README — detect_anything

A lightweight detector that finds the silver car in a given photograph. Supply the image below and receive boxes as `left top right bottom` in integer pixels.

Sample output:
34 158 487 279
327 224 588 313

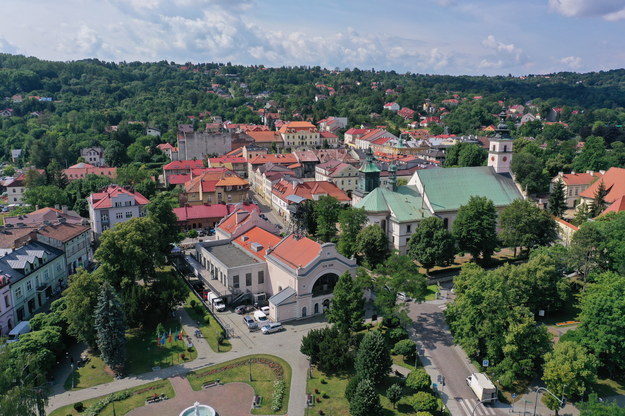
243 315 259 331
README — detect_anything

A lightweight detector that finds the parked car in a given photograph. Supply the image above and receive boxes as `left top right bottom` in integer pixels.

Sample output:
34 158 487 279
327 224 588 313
243 315 259 331
235 305 253 314
261 322 284 334
260 306 270 315
254 310 268 323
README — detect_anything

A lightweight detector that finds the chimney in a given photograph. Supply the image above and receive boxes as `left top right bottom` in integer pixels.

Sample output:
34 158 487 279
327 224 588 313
61 205 68 213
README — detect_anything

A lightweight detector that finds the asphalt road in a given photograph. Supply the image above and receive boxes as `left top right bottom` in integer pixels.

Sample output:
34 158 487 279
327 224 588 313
409 301 510 416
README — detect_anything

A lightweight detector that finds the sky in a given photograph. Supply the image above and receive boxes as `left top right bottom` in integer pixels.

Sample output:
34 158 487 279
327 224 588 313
1 0 624 76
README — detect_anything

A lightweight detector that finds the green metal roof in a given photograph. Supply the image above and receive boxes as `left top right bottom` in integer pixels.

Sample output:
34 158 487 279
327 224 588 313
355 185 432 222
359 161 381 173
415 166 523 213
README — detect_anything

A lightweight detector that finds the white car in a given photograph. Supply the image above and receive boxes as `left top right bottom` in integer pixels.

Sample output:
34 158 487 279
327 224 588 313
261 322 284 334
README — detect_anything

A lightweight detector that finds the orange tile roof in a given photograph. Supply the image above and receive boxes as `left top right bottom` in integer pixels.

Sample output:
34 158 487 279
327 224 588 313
216 207 259 235
233 226 282 260
602 195 625 216
272 179 350 203
90 185 150 209
184 169 248 193
249 154 298 166
268 235 321 270
247 131 283 143
278 121 317 133
579 167 625 202
561 171 603 186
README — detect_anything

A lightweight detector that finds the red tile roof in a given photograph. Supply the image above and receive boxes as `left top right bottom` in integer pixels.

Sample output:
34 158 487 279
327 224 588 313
234 226 282 261
174 203 258 222
216 206 261 234
208 156 247 164
163 160 205 171
246 131 283 143
602 195 625 216
89 185 150 209
4 207 83 226
184 169 248 193
268 235 321 270
272 179 350 204
64 165 117 180
248 153 298 166
579 167 625 202
278 121 317 133
560 172 602 186
36 222 90 242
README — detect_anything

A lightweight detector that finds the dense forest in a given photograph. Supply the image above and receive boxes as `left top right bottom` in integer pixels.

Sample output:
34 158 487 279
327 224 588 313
2 53 625 171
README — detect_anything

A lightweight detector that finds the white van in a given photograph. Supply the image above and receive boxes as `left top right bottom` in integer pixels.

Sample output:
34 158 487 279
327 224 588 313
7 321 31 343
254 310 268 323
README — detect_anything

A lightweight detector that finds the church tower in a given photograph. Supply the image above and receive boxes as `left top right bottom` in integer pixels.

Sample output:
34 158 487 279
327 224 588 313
488 109 513 174
352 147 381 205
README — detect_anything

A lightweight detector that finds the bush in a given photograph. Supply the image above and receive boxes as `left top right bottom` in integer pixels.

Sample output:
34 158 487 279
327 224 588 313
387 327 409 345
190 299 196 308
410 391 438 413
383 315 401 328
345 374 363 402
204 314 212 324
393 339 417 361
406 368 431 391
416 412 433 416
73 402 84 412
187 230 198 238
271 380 286 412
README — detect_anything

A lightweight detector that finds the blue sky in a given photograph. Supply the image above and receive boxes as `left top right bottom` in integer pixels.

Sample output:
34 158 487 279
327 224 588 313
0 0 624 75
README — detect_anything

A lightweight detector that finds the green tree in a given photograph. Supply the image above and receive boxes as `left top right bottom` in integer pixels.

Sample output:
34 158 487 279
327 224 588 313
578 394 625 416
590 180 607 217
356 224 388 268
573 202 591 226
62 269 103 350
94 282 127 375
452 196 498 261
355 331 392 386
408 216 456 273
410 391 438 413
314 196 342 242
147 191 181 256
326 271 364 335
0 348 48 416
392 339 417 362
337 208 367 258
499 199 557 255
23 185 69 208
349 378 383 416
444 143 487 167
576 272 625 375
542 341 598 412
569 224 607 281
511 152 549 194
572 136 609 172
301 326 352 373
377 254 427 302
548 179 567 218
45 159 68 189
2 165 16 176
386 383 403 409
405 368 431 391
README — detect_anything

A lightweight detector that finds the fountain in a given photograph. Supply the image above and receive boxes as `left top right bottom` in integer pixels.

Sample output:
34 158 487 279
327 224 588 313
179 401 216 416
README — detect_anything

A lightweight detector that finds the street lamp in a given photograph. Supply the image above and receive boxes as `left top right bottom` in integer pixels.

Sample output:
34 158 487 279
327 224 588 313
533 386 566 416
70 362 75 389
248 359 252 382
470 397 497 416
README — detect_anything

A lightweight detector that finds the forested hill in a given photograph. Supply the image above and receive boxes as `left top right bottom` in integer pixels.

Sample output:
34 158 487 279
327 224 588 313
1 52 625 167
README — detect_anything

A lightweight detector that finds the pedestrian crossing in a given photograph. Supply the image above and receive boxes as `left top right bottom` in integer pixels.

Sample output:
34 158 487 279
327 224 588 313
455 397 497 416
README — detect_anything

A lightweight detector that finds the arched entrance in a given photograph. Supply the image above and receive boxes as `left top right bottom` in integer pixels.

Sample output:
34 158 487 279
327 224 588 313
312 273 339 297
302 307 307 317
314 303 319 314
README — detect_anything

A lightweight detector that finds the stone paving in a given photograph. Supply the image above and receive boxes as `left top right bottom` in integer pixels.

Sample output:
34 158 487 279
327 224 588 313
127 376 255 416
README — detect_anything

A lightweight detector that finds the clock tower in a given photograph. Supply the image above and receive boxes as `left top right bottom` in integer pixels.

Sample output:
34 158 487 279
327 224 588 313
488 110 513 174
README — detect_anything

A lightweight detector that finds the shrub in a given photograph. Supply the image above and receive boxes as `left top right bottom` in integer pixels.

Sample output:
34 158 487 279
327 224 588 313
393 339 417 361
387 327 409 345
190 299 196 308
204 314 212 324
271 380 286 412
345 374 363 402
406 368 431 392
320 378 327 384
410 391 438 413
73 402 84 412
383 315 400 328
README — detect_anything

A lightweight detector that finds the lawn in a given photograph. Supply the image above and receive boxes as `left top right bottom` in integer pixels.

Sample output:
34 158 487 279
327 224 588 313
184 290 232 352
593 378 625 397
64 353 114 391
186 354 292 415
392 353 421 371
306 367 447 416
424 285 438 301
49 380 175 416
536 298 581 327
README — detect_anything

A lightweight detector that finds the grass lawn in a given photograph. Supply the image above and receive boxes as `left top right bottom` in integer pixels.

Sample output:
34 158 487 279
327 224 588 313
184 290 232 352
64 353 114 391
424 285 438 301
593 378 625 397
537 300 581 327
392 354 421 371
49 380 175 416
126 321 198 374
187 354 291 415
307 367 447 416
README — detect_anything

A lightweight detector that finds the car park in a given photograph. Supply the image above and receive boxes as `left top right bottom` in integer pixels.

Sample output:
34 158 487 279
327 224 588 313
261 322 284 334
243 315 259 331
235 305 253 314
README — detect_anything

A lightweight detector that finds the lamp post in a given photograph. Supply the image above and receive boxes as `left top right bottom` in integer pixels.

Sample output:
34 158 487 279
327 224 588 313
532 386 566 416
248 359 252 382
70 362 75 389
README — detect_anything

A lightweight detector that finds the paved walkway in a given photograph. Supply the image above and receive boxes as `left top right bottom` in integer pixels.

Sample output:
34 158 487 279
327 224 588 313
46 306 311 416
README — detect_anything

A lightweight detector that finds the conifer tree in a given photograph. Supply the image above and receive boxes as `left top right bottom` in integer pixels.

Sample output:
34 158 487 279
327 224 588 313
590 180 607 217
355 331 392 386
548 179 566 218
95 282 127 375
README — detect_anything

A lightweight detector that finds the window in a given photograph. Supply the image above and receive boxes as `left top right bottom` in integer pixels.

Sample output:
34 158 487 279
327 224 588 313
125 211 133 218
116 212 123 219
44 270 49 280
245 273 252 287
233 275 239 288
15 287 22 299
227 194 232 202
26 281 32 292
406 225 411 233
217 193 222 201
258 270 264 285
4 295 10 308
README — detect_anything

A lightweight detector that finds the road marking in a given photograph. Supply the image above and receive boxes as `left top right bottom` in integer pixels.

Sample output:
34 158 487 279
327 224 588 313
438 304 447 310
456 398 473 415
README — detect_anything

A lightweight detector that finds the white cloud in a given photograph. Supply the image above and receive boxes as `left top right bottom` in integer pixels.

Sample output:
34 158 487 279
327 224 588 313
479 59 503 69
0 37 18 54
481 35 524 62
548 0 625 20
560 55 582 68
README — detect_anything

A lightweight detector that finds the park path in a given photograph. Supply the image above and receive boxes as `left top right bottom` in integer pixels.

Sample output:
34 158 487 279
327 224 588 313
46 306 309 416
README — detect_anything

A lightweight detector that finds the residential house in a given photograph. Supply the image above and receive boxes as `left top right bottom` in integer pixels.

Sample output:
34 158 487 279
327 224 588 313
552 171 603 208
180 168 250 206
0 273 12 336
320 131 339 148
355 129 398 150
579 167 625 213
6 169 45 204
87 185 150 235
1 241 66 323
271 178 350 222
4 207 84 227
254 163 295 203
343 128 370 147
80 147 106 167
314 161 360 194
162 160 205 186
35 222 92 275
146 127 162 137
247 153 298 186
383 102 400 112
245 131 283 150
174 203 258 231
63 163 117 181
278 121 321 150
214 208 280 241
208 156 248 179
317 117 348 133
520 113 537 125
397 107 416 120
192 225 356 322
157 143 179 161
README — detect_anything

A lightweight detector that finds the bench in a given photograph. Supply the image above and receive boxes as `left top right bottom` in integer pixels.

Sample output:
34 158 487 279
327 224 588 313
306 394 314 407
202 380 220 389
252 395 262 408
145 394 168 405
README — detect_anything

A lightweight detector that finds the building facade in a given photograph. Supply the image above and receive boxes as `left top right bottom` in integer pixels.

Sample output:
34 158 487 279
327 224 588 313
80 147 106 167
87 185 150 235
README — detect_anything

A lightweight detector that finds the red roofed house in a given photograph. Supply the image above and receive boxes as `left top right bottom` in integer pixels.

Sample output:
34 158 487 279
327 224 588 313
208 155 248 178
320 131 339 148
180 168 250 206
383 102 400 112
174 203 259 231
552 171 603 208
579 167 625 214
162 159 206 186
87 185 150 235
271 178 350 221
278 121 321 150
157 143 179 161
247 153 298 185
215 207 279 241
314 161 360 193
194 223 356 322
6 169 45 204
63 163 117 181
344 128 370 147
246 131 284 150
397 107 416 120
